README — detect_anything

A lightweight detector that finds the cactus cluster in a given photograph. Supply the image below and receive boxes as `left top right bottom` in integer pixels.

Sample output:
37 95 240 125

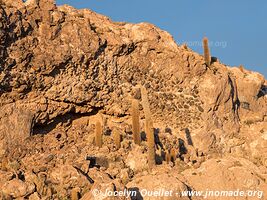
93 86 157 168
141 86 156 168
93 87 203 169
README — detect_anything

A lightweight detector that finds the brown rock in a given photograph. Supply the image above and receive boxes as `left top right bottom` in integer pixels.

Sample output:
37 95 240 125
127 173 192 200
2 179 35 198
182 157 267 200
28 192 41 200
125 145 149 173
81 170 127 200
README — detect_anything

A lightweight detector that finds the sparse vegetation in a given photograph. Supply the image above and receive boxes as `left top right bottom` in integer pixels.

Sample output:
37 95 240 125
95 121 103 148
113 128 121 150
239 65 245 73
165 150 171 164
132 99 141 145
71 188 79 200
141 86 156 168
170 148 177 163
203 37 211 67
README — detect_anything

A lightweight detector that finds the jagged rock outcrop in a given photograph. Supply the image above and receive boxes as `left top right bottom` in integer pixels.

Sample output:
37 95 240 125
0 0 266 199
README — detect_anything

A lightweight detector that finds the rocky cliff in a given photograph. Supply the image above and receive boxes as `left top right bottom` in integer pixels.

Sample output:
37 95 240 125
0 0 266 199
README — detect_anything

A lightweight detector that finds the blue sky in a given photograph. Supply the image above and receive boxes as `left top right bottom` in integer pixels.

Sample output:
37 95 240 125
56 0 267 78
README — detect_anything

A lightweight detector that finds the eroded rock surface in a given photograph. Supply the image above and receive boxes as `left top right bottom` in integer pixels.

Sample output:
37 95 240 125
0 0 266 199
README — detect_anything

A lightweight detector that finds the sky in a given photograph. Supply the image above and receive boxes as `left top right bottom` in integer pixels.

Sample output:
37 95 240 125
56 0 267 78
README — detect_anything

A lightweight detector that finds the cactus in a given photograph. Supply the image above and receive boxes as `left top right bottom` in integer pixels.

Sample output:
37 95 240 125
141 86 156 168
1 156 8 171
132 99 141 145
113 128 121 150
102 114 108 134
71 188 80 200
170 148 177 163
95 121 102 148
239 65 245 73
203 37 211 67
165 150 171 164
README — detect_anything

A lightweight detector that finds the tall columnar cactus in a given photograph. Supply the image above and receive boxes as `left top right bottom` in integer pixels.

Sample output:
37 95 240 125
1 156 8 171
95 121 102 148
239 65 245 73
132 99 141 145
203 37 211 67
113 128 121 150
71 188 79 200
165 150 171 164
170 148 177 163
141 86 156 168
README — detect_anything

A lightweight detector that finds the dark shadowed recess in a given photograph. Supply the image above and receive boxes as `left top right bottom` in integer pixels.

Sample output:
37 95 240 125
32 107 102 135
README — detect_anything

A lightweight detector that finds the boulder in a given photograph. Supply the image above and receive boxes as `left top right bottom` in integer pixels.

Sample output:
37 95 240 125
1 179 35 198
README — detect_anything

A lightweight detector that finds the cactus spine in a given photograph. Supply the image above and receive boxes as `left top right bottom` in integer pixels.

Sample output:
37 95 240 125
141 86 155 168
132 99 141 145
95 121 102 148
203 37 211 67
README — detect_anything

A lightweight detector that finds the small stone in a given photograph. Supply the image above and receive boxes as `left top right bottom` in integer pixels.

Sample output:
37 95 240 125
44 154 54 163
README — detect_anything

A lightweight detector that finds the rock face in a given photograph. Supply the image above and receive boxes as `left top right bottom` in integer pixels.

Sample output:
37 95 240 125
0 0 266 199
